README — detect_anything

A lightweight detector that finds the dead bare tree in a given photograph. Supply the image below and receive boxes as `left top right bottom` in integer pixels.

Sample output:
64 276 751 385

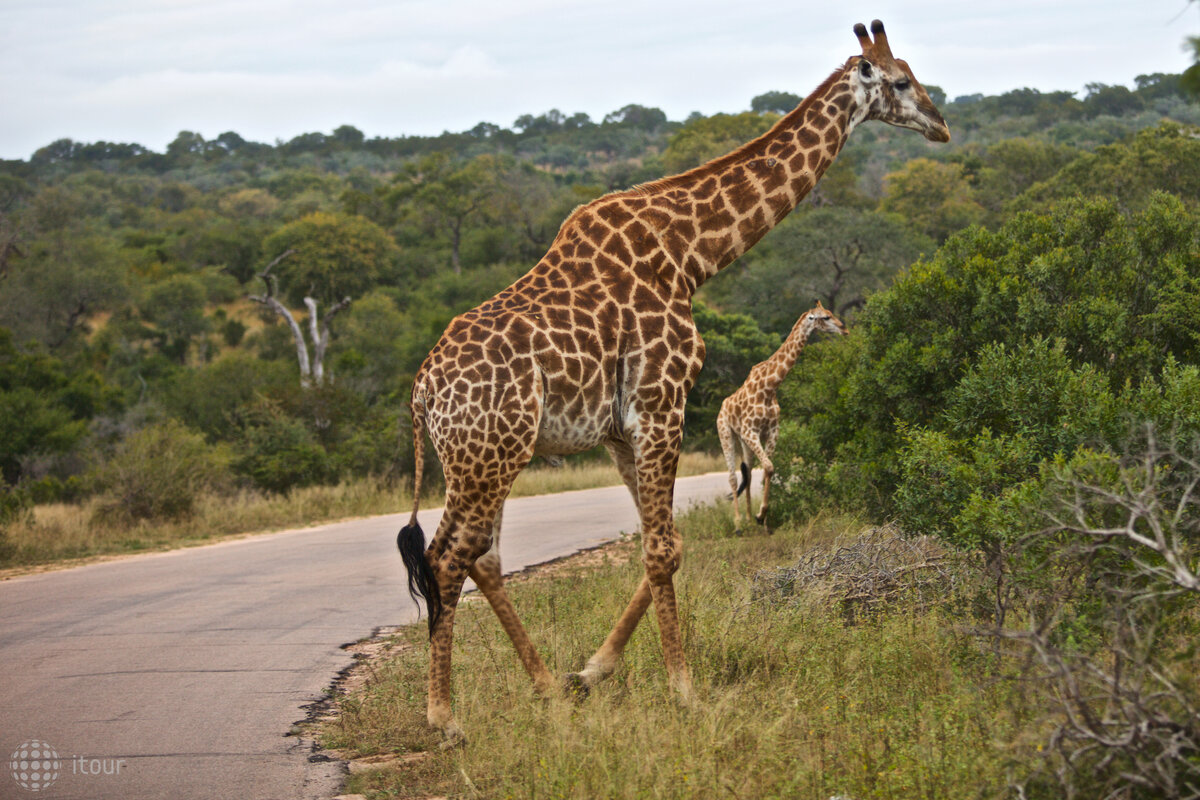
248 250 351 389
997 431 1200 799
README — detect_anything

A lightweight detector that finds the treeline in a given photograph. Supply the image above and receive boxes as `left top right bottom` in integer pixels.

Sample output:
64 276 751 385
0 72 1198 535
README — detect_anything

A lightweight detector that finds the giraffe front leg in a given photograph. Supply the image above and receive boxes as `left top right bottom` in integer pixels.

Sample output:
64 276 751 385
566 439 650 695
635 434 693 702
566 576 653 696
468 518 556 696
644 520 692 701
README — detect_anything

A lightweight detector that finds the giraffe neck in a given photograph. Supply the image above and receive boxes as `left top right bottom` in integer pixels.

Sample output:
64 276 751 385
763 315 816 390
631 64 864 293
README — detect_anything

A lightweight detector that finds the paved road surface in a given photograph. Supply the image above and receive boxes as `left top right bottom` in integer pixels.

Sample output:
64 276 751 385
0 471 756 800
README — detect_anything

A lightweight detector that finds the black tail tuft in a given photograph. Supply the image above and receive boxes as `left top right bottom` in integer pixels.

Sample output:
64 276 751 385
397 520 442 638
736 463 751 496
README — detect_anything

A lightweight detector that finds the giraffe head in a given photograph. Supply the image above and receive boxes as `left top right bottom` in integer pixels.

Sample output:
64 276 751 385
849 20 950 143
802 300 849 339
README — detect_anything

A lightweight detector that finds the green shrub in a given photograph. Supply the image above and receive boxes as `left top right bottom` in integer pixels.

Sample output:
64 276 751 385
771 194 1200 545
234 402 332 494
93 419 232 521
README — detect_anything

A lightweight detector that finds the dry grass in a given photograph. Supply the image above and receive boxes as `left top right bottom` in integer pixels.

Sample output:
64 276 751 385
509 451 723 497
320 504 1046 799
0 451 725 571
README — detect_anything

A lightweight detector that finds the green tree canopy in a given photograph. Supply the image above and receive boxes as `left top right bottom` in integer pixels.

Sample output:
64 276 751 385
262 211 401 305
660 112 777 174
880 158 986 242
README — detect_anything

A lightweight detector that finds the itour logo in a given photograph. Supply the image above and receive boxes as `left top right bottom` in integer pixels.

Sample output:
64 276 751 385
8 739 127 793
8 741 60 793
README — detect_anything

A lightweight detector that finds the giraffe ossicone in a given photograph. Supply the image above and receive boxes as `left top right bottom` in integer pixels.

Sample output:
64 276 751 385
398 19 948 741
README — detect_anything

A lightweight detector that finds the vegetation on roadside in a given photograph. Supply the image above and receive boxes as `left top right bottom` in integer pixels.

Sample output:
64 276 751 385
318 508 1043 798
0 451 721 571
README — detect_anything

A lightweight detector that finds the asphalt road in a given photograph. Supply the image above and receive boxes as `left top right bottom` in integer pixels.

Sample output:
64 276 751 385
0 471 755 800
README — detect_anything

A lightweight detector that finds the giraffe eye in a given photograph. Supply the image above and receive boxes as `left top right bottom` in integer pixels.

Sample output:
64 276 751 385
895 78 911 91
859 60 872 77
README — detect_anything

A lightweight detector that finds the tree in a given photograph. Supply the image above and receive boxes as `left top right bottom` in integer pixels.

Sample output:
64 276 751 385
1015 122 1200 214
659 112 777 173
387 152 503 274
261 211 399 305
713 207 934 329
750 91 802 114
248 251 350 388
880 158 985 242
967 138 1079 219
1082 82 1145 117
0 328 104 484
602 104 668 130
140 274 210 362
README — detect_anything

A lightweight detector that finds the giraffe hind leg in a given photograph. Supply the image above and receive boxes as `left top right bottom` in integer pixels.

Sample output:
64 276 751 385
421 465 532 743
717 412 745 533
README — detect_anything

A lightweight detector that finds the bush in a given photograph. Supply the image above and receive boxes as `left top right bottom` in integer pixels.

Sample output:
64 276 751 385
93 419 232 521
233 401 332 494
771 194 1200 534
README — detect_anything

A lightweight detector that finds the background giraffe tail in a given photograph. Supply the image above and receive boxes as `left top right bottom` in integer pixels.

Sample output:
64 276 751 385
736 462 751 496
397 386 442 637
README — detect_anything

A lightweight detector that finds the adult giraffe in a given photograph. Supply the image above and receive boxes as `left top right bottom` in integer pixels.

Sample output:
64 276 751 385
718 302 847 533
399 19 949 742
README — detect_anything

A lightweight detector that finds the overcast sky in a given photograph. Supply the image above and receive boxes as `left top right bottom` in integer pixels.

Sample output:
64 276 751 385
1 1 1196 161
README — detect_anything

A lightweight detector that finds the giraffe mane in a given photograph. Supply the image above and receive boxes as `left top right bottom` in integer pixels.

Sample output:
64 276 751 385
625 62 853 198
546 61 854 255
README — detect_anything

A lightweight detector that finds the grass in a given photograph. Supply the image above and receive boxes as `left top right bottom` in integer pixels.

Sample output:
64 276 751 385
0 451 724 571
320 503 1047 799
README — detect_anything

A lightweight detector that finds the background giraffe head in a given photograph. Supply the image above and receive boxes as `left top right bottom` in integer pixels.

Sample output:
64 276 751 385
850 20 950 143
802 301 849 340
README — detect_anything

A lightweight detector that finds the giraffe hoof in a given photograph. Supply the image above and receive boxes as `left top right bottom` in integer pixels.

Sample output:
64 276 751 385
437 724 467 750
562 672 590 702
733 527 743 537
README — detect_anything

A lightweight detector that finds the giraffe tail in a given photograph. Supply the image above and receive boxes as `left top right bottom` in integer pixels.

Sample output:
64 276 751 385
397 387 442 637
736 462 751 496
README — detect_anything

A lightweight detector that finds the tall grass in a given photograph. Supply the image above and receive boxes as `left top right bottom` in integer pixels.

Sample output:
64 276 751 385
1 451 725 570
322 504 1045 799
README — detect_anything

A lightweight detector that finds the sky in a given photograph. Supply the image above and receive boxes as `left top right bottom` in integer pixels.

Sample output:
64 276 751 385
1 1 1196 161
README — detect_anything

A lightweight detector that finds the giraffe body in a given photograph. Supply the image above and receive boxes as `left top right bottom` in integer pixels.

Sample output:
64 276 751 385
717 303 847 531
398 20 948 741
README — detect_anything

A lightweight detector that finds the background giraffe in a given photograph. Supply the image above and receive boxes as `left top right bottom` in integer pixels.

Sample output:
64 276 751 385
717 302 847 532
398 19 949 742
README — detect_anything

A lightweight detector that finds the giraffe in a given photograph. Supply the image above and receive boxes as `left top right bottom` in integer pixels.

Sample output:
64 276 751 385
717 302 847 533
397 19 948 743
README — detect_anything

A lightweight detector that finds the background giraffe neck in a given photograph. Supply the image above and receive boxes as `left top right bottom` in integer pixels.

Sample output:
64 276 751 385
764 317 815 388
632 65 860 292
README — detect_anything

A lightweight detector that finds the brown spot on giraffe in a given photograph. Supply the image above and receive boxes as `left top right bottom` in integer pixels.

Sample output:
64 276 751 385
717 302 848 532
396 19 949 743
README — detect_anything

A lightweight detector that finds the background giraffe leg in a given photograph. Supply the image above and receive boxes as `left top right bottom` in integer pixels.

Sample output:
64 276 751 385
716 411 744 532
467 507 555 695
742 432 775 530
756 419 780 530
566 439 651 692
740 437 756 525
